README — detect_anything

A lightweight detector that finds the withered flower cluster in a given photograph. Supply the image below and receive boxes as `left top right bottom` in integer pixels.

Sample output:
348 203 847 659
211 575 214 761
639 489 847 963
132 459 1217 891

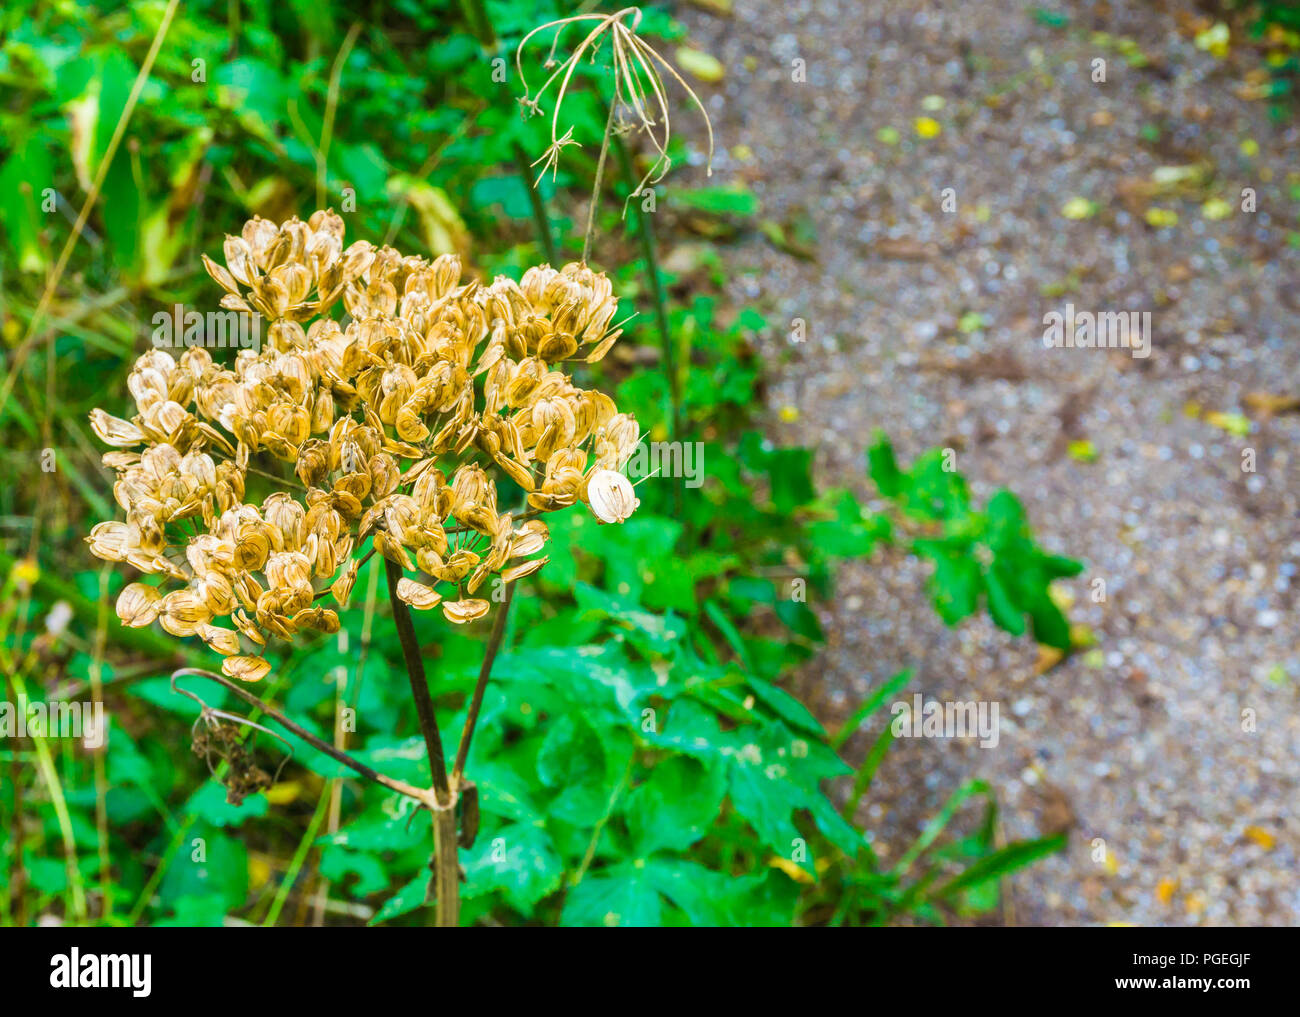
89 210 641 682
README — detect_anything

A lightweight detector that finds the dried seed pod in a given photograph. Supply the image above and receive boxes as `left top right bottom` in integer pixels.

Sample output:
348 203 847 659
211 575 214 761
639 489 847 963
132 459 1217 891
223 655 272 682
116 583 162 627
90 210 640 668
442 598 490 624
586 469 640 524
395 578 442 610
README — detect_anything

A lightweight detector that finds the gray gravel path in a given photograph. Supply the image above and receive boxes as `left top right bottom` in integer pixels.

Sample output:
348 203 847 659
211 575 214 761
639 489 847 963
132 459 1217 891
678 0 1299 925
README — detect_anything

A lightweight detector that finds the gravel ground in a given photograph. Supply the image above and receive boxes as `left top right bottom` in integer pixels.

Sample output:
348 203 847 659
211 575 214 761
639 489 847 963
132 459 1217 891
677 0 1300 925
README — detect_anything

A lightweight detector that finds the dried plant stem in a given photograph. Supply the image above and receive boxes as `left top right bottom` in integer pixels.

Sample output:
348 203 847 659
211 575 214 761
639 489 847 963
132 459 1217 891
171 668 430 804
452 581 515 786
384 558 460 927
582 99 620 265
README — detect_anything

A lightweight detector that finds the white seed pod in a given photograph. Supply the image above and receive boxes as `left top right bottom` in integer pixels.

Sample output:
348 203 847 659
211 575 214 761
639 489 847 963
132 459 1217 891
586 469 639 524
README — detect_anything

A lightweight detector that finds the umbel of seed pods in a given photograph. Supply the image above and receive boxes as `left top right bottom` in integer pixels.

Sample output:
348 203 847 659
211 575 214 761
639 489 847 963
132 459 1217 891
88 210 642 683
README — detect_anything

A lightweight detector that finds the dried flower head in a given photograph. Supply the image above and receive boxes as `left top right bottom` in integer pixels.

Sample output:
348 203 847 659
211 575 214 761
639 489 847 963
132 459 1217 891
516 6 715 196
89 210 640 681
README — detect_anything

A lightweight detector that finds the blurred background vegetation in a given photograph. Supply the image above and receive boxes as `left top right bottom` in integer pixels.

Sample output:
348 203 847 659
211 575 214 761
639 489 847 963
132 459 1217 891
4 0 1285 927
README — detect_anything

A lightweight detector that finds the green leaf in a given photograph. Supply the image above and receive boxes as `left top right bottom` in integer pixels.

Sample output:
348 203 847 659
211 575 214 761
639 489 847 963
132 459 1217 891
704 599 753 671
984 565 1027 636
369 874 428 925
462 822 563 913
158 822 248 917
624 755 727 855
184 779 269 828
644 699 734 760
561 865 664 927
920 547 981 624
0 135 53 272
894 779 991 874
933 833 1067 899
985 490 1028 549
831 669 913 750
318 845 389 898
867 432 904 498
536 714 604 790
766 447 815 513
746 677 825 736
1027 595 1072 651
725 722 844 856
807 791 865 858
643 858 738 925
774 598 823 641
672 184 759 217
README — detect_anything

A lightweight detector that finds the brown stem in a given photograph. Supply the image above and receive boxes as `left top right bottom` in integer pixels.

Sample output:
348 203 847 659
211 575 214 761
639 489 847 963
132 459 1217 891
452 580 515 786
171 668 430 805
384 558 460 927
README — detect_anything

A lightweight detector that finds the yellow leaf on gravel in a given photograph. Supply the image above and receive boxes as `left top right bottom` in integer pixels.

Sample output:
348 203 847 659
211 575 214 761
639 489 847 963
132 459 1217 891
1243 825 1276 850
1035 645 1065 675
1201 198 1232 220
1067 439 1097 463
676 47 725 83
1156 877 1178 904
1194 23 1230 59
914 116 942 139
1061 197 1098 220
1243 392 1300 419
1205 411 1251 437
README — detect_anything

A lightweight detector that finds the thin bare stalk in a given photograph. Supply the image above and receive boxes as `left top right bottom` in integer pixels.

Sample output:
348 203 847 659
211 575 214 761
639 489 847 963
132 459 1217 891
383 559 460 927
452 581 515 785
583 99 620 265
170 668 430 806
384 560 452 803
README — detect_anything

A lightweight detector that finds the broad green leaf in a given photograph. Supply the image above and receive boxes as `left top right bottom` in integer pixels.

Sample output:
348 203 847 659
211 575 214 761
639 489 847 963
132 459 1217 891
624 755 726 855
462 822 563 912
369 874 429 925
561 865 664 927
